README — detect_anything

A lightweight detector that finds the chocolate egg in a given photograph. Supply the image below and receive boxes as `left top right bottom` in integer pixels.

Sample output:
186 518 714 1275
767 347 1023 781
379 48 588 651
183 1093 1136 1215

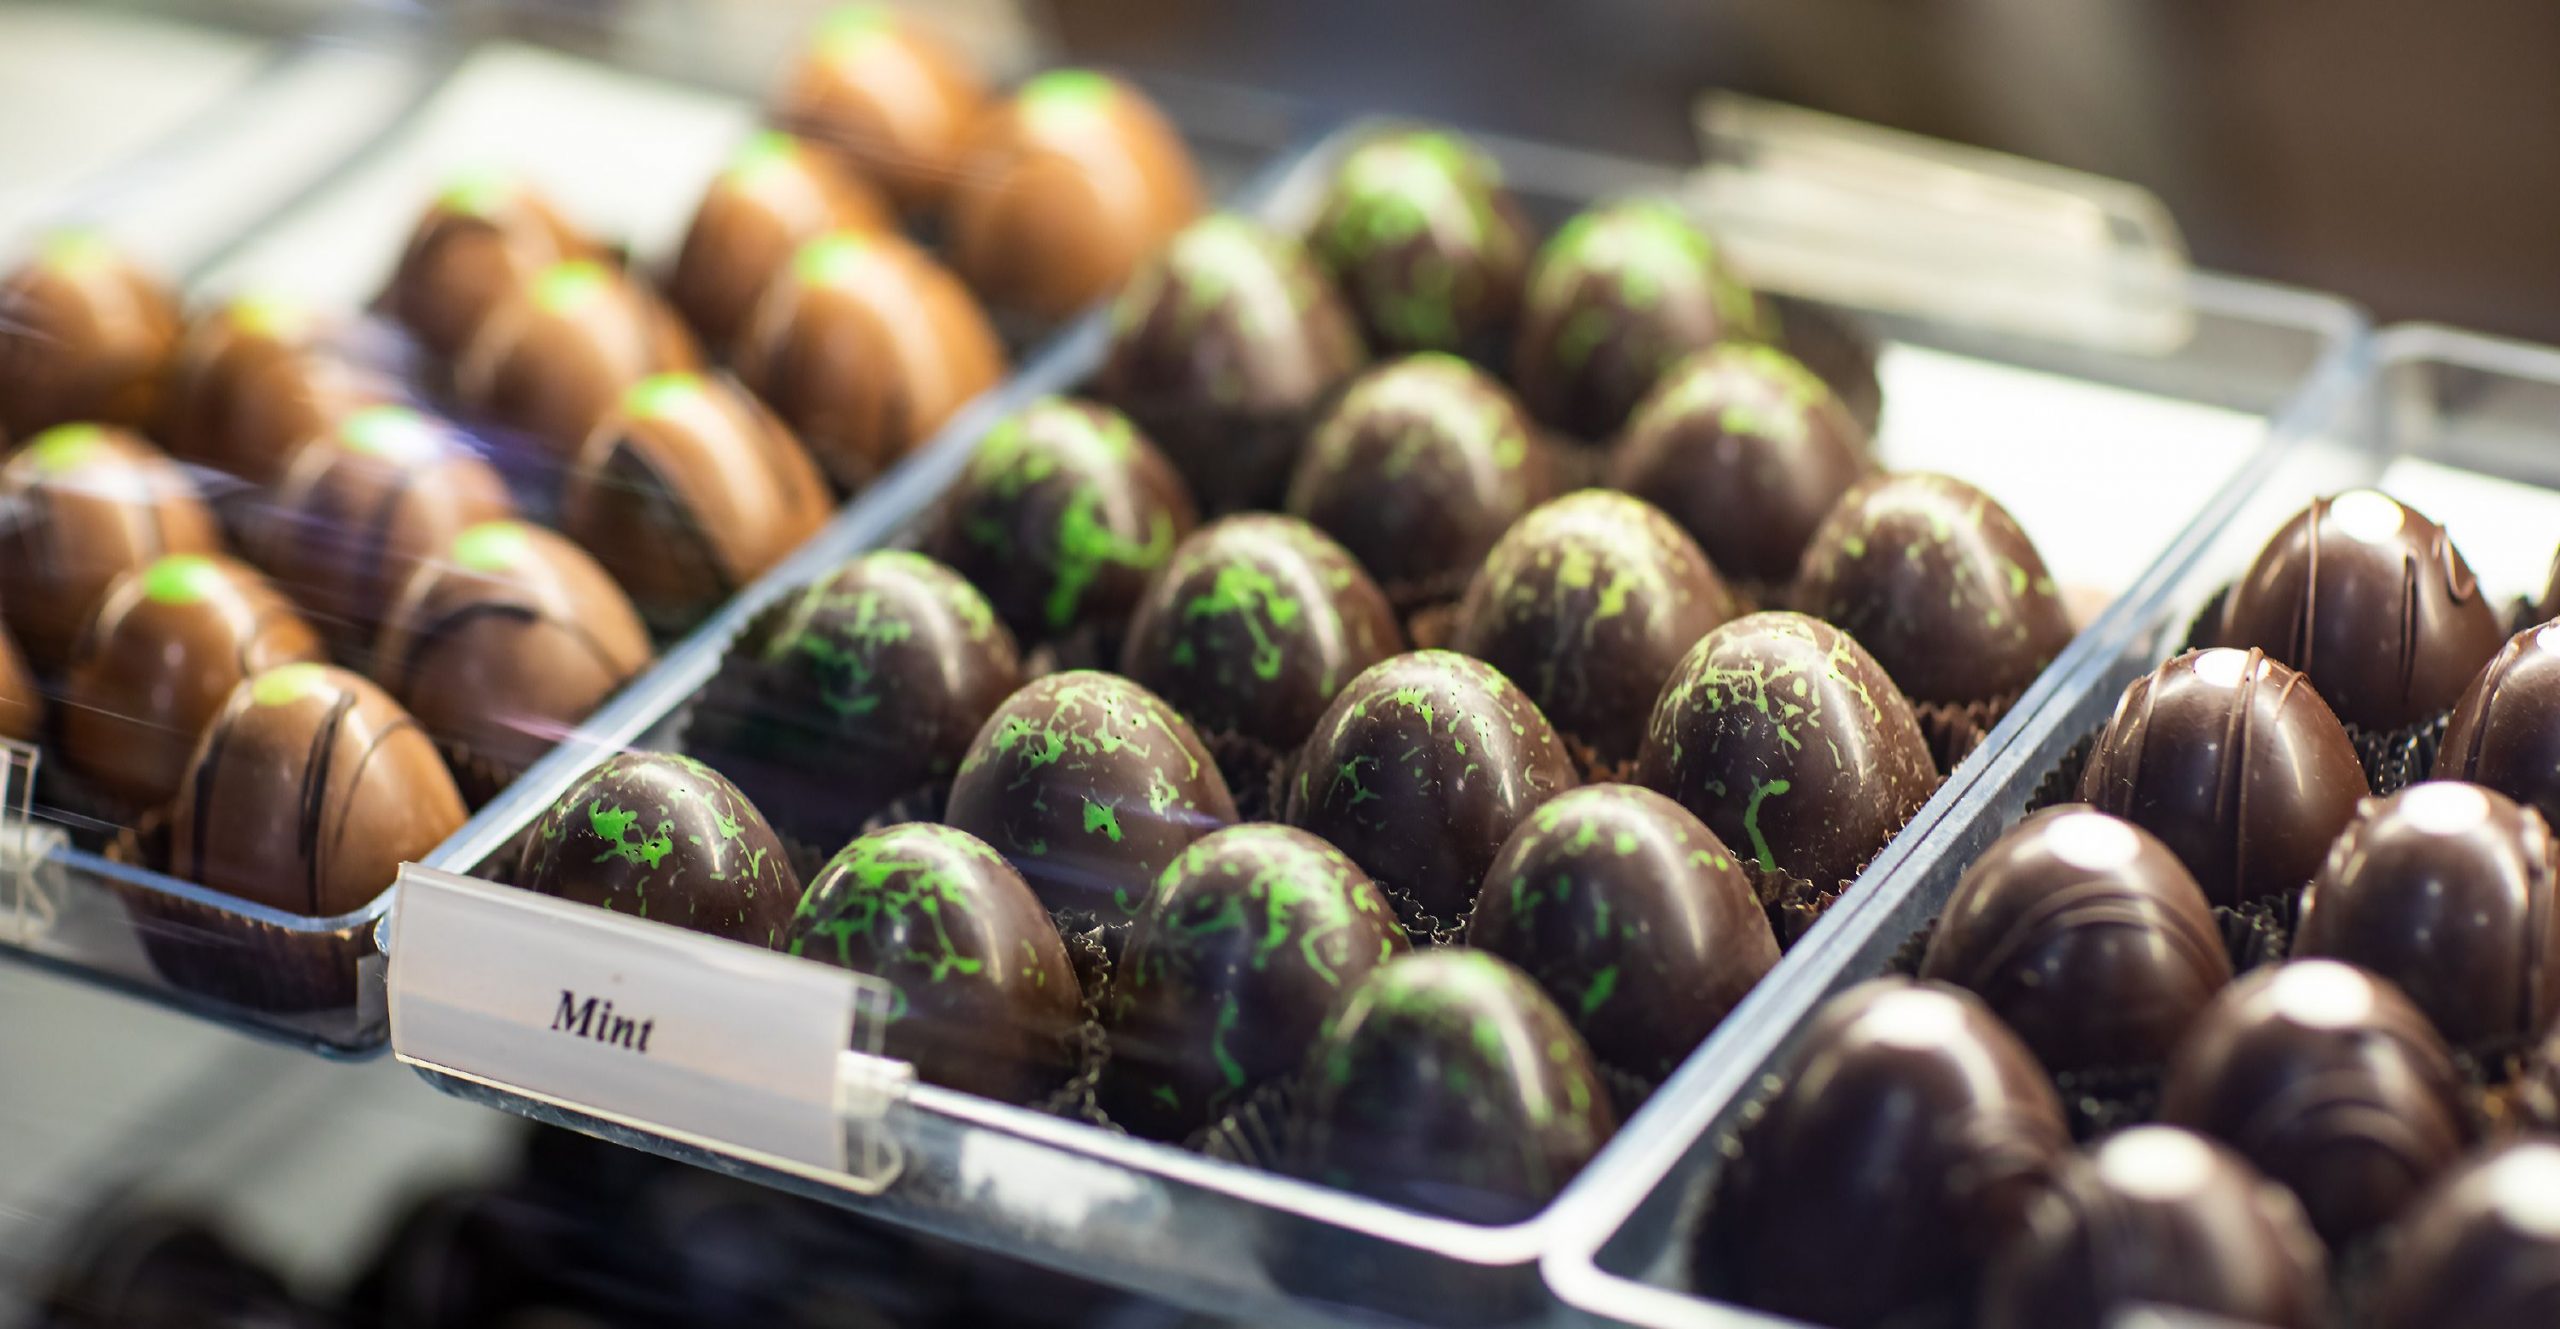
768 5 987 214
944 671 1237 927
173 663 465 916
2076 648 2368 907
560 371 831 629
0 232 179 438
0 424 221 667
668 131 891 358
1095 214 1366 512
1510 199 1760 440
156 292 391 484
451 259 701 459
0 622 37 743
62 554 325 810
1116 514 1401 752
2372 1140 2560 1329
382 173 597 360
787 822 1079 1103
1451 491 1737 763
924 396 1194 647
1306 127 1531 358
1101 824 1409 1139
1465 784 1776 1079
2437 622 2560 833
1286 353 1551 596
1293 949 1615 1223
516 751 799 946
1636 611 1934 888
2295 781 2560 1046
947 69 1203 322
733 230 1004 492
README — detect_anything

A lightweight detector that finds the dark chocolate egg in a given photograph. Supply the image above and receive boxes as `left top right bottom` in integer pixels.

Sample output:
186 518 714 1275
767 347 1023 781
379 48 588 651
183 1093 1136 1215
944 671 1237 927
173 663 466 916
768 5 987 214
1919 804 2230 1073
1116 514 1402 752
2438 622 2560 833
516 751 800 946
451 259 701 459
1465 784 1776 1079
667 131 892 358
2076 648 2368 907
787 822 1079 1103
1284 650 1578 928
382 173 598 360
1451 490 1737 763
2215 491 2505 731
1101 824 1409 1139
924 396 1195 647
1306 127 1531 358
0 622 37 743
156 292 392 485
2159 960 2472 1248
0 232 179 438
1285 353 1551 596
1510 199 1760 440
1699 978 2068 1327
1293 949 1615 1223
2371 1140 2560 1329
1635 611 1934 887
1095 214 1366 512
2295 781 2560 1046
0 424 221 668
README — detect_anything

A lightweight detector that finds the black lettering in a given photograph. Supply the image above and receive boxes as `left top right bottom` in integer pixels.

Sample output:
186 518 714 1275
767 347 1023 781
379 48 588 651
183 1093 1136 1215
606 1014 637 1048
637 1019 654 1054
551 990 597 1037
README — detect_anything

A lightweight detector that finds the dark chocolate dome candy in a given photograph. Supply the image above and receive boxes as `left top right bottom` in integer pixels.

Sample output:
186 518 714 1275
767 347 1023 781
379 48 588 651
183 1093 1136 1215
944 671 1236 927
382 173 597 360
452 259 701 459
2159 960 2472 1248
1450 490 1738 763
1095 214 1365 512
1283 650 1577 927
1285 353 1550 594
1306 127 1530 357
156 292 390 484
0 423 221 667
1919 804 2230 1074
2295 781 2560 1046
1101 824 1409 1139
925 396 1194 647
1116 514 1401 752
684 550 1020 851
1635 611 1933 888
1510 199 1760 440
516 751 799 946
2371 1140 2560 1329
0 232 179 438
1293 949 1615 1223
768 4 987 214
667 130 891 357
173 663 466 917
2438 622 2560 833
2076 648 2368 908
1796 472 2072 706
1701 979 2068 1328
787 823 1079 1103
2215 490 2505 731
1465 784 1776 1079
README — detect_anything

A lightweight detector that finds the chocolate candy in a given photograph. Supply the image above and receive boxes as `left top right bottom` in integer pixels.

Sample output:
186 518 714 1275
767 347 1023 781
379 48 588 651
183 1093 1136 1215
1510 199 1759 440
733 230 1003 492
559 372 831 628
1702 979 2068 1327
667 131 891 358
0 623 37 744
787 823 1079 1103
1101 824 1409 1139
1116 514 1401 753
1608 342 1872 588
1286 354 1551 596
1466 784 1776 1079
373 522 654 780
1306 127 1531 358
1284 650 1577 927
451 259 701 459
924 396 1195 647
173 663 465 916
2294 781 2560 1046
2438 622 2560 833
1636 611 1934 887
1095 214 1365 512
768 5 987 214
684 550 1020 851
156 292 390 484
383 173 597 360
2215 491 2505 731
1796 472 2071 706
2159 960 2471 1248
1293 949 1614 1223
1451 491 1737 763
62 554 325 810
947 70 1203 322
944 671 1237 927
0 232 179 438
0 424 221 667
516 751 799 946
2077 648 2368 907
2372 1140 2560 1329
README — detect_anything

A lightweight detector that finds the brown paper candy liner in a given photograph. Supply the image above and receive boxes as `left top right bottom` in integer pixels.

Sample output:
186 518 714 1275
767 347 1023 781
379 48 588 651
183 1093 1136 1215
775 780 959 882
1018 618 1124 679
1560 732 1641 786
33 757 154 857
1029 920 1120 1130
1742 773 1944 950
1192 1068 1305 1171
1913 692 2014 779
1548 431 1612 492
105 802 377 1016
439 739 524 812
1200 729 1286 824
1097 391 1331 518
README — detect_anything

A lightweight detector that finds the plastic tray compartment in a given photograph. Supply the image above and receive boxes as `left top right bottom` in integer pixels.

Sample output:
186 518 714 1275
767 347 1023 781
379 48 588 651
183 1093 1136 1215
386 121 2361 1329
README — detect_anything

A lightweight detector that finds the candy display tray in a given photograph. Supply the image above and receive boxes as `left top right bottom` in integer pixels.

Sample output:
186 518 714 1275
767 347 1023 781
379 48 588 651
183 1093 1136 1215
385 117 2362 1329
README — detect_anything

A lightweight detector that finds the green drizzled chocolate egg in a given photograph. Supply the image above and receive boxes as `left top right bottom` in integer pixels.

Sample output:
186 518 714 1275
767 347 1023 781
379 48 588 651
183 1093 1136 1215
1511 199 1760 440
1306 127 1531 358
1100 824 1409 1139
787 823 1079 1103
516 751 800 947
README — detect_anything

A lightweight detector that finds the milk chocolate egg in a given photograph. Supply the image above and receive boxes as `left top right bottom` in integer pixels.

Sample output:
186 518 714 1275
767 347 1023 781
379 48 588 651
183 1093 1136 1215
1511 200 1760 440
156 292 391 484
0 424 221 667
0 232 179 438
0 622 38 744
451 259 701 459
768 5 987 214
382 173 596 360
1306 127 1531 358
667 130 892 357
516 751 799 946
